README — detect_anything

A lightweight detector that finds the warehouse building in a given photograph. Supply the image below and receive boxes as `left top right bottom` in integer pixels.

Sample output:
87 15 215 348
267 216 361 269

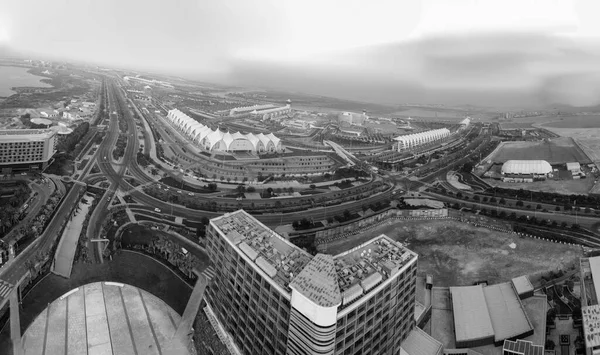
500 160 553 182
0 129 57 173
204 210 418 355
450 283 534 348
166 109 282 153
394 128 451 151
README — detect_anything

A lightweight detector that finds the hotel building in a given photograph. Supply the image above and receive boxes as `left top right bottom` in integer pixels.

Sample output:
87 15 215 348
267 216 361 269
204 210 418 355
580 256 600 355
0 129 57 173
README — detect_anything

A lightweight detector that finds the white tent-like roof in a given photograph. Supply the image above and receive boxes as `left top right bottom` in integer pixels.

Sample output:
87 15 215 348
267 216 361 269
166 109 281 152
501 160 552 175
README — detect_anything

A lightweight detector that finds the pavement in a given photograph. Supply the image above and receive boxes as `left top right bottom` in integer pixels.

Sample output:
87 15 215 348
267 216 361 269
52 195 94 278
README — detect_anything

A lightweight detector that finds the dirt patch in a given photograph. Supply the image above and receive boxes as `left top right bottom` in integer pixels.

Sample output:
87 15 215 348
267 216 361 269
324 219 582 287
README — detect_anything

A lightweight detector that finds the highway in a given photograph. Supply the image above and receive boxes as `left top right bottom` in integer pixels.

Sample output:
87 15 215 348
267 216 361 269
89 79 398 229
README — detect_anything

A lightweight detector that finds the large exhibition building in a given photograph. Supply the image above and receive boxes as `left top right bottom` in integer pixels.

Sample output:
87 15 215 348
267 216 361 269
500 160 553 182
204 210 418 355
394 128 451 151
0 129 58 173
166 109 282 153
229 104 292 120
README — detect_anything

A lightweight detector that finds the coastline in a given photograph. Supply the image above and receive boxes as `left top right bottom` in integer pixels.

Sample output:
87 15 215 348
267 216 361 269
0 65 54 98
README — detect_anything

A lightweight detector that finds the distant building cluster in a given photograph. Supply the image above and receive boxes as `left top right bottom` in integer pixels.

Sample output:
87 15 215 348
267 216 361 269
204 210 418 355
394 128 451 151
0 129 57 173
166 109 282 153
338 111 369 126
228 104 292 120
123 75 174 89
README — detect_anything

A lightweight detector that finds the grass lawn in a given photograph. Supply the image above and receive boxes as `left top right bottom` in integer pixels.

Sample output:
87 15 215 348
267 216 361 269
490 138 592 164
323 219 582 287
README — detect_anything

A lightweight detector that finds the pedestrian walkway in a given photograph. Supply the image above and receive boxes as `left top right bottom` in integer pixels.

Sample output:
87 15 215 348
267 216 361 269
52 196 95 278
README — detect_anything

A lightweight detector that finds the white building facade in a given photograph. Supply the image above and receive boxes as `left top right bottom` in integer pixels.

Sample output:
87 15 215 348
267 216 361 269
166 109 282 153
394 128 451 151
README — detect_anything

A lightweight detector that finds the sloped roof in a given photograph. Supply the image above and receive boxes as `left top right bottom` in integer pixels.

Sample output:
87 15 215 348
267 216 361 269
483 283 533 342
400 327 444 355
450 285 495 343
289 254 341 308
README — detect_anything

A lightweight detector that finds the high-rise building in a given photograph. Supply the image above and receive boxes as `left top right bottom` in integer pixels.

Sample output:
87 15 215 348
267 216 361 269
204 210 418 355
0 129 57 173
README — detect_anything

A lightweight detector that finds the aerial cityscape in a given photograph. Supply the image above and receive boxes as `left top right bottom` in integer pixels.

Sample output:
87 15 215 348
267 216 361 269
1 0 600 354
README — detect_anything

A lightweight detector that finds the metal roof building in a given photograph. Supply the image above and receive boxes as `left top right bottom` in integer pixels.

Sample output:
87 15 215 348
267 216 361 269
512 275 534 299
450 283 534 348
450 286 495 348
501 160 552 175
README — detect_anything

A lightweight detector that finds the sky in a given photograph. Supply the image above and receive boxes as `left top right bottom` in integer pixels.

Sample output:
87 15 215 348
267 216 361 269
2 0 600 108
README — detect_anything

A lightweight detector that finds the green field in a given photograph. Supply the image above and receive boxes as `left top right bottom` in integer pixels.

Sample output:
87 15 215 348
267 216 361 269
489 138 592 164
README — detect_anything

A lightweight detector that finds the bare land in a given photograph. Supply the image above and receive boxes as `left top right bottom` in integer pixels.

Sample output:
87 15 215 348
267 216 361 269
324 219 581 287
489 138 592 164
499 122 536 129
543 115 600 129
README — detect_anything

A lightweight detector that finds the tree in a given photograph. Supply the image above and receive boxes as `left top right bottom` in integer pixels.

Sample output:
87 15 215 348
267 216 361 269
536 204 542 210
555 206 561 211
309 184 316 190
456 192 463 199
499 198 506 205
490 197 497 203
516 200 524 207
343 209 351 221
545 340 555 351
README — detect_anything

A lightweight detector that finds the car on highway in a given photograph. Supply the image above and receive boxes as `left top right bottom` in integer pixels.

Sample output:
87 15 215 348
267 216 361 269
177 190 182 194
188 192 194 196
154 208 161 213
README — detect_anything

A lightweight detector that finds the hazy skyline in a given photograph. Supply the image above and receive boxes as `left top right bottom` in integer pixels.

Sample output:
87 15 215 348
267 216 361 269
2 0 600 108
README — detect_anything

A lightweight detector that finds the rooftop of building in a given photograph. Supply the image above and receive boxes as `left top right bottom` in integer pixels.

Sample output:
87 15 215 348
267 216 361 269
450 282 534 344
512 275 534 297
289 254 341 308
334 235 416 309
22 282 187 355
0 128 55 138
583 304 600 348
211 210 417 310
450 285 495 343
211 210 313 293
503 339 544 355
581 257 600 307
400 327 444 355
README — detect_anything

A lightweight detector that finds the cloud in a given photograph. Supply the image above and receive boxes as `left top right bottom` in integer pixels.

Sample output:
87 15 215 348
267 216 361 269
228 31 600 108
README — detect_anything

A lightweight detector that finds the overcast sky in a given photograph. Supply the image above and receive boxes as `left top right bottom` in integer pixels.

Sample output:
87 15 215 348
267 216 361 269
2 0 600 107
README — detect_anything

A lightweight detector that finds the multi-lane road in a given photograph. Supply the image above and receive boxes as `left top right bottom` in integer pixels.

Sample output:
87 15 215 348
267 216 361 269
90 79 399 228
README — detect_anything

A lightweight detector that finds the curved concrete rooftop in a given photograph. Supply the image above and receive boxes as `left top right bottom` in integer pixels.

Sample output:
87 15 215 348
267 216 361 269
22 282 189 355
